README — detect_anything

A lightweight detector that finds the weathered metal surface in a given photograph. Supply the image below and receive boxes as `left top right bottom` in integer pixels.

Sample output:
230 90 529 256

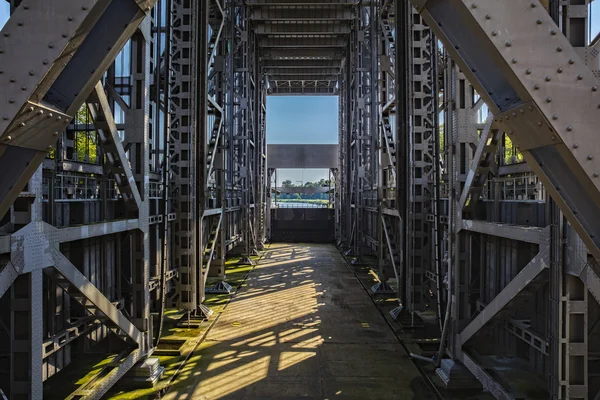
267 144 339 169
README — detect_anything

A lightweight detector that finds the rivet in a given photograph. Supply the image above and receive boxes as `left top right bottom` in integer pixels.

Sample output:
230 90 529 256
8 99 14 104
485 14 491 19
512 112 517 117
4 136 11 141
62 33 68 38
0 70 3 74
21 86 27 91
3 33 9 38
593 86 598 92
68 17 73 21
551 136 556 140
9 78 15 83
20 122 25 127
47 145 53 150
520 109 525 114
2 117 7 120
492 31 498 36
17 22 23 26
23 5 29 9
28 106 34 112
573 144 579 149
552 115 558 120
578 75 583 80
48 43 54 49
37 110 44 116
56 116 62 121
509 130 514 135
567 126 573 131
48 113 53 118
594 173 599 178
569 59 575 64
588 155 594 160
537 121 543 126
43 60 49 65
0 49 3 54
557 46 562 52
512 58 517 64
471 3 477 8
505 41 512 47
534 84 540 90
505 116 510 120
551 30 557 35
546 97 552 102
82 6 88 10
557 67 563 73
545 76 551 82
537 19 542 25
529 106 534 111
531 2 537 7
53 131 59 136
29 70 35 76
526 69 531 74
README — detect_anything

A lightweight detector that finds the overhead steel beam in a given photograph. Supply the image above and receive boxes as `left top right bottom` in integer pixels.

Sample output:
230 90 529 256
255 22 351 35
261 48 344 59
268 74 338 81
250 8 353 20
259 36 347 48
264 67 341 75
261 59 341 68
267 144 339 168
409 0 600 260
0 0 157 220
457 246 550 347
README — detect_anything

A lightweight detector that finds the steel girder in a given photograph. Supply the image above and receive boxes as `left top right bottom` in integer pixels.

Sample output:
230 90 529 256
410 0 600 261
0 0 157 221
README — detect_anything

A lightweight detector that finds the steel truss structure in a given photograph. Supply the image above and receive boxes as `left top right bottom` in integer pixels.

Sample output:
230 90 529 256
2 0 600 399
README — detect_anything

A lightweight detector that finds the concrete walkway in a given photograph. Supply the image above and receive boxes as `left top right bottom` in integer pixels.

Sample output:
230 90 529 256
165 243 435 399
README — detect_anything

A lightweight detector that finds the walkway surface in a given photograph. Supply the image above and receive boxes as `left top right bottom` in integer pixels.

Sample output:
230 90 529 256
165 243 435 399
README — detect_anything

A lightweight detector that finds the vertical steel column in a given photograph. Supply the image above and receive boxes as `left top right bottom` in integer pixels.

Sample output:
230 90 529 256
170 0 198 311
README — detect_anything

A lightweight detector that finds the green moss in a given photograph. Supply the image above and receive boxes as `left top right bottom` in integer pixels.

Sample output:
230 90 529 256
104 252 263 399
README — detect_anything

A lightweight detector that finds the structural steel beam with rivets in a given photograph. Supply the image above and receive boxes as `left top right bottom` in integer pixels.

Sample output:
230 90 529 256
410 0 600 260
0 0 157 221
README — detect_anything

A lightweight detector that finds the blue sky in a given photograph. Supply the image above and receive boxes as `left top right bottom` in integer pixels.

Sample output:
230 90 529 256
3 2 600 184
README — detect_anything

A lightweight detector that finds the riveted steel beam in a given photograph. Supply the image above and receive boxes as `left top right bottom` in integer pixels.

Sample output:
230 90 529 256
0 0 157 221
410 0 600 259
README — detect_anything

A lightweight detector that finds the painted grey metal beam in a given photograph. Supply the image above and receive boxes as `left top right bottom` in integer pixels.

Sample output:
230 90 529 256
457 247 550 347
248 0 357 4
409 0 600 260
458 114 497 209
251 8 353 20
264 67 341 75
255 22 351 35
268 74 338 81
56 219 140 243
0 235 9 254
459 351 515 399
262 59 342 68
267 144 339 168
261 48 344 59
87 83 143 211
461 219 549 245
0 0 157 220
0 261 18 300
51 249 143 345
259 37 348 48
